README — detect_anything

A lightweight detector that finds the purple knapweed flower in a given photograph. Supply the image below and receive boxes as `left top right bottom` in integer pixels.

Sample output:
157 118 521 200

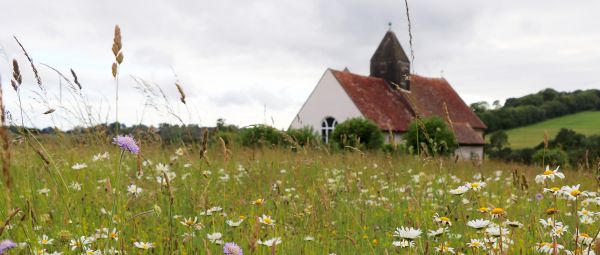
223 242 243 255
0 240 17 254
113 135 140 154
535 193 544 201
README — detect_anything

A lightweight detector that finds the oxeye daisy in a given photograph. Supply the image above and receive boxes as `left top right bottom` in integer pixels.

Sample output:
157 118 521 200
467 219 490 229
393 227 422 240
467 239 485 249
39 234 54 245
258 215 275 226
433 213 452 226
113 135 140 154
133 241 154 250
434 242 455 254
392 240 414 248
180 217 198 227
535 165 565 184
449 186 469 195
465 181 486 191
257 237 282 247
490 207 506 218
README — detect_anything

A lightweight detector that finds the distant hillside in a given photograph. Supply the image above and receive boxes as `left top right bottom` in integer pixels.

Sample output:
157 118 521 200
472 88 600 133
491 111 600 148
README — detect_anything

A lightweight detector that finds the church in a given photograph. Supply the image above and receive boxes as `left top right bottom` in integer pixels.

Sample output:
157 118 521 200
290 30 487 160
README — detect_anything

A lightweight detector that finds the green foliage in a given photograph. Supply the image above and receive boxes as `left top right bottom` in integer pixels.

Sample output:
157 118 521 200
477 89 600 133
331 118 384 150
533 148 569 167
286 126 319 147
488 130 509 150
239 125 286 147
405 116 457 156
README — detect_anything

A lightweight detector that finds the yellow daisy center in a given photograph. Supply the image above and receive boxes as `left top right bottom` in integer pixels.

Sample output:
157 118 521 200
551 187 560 192
478 207 489 213
264 218 272 224
491 208 505 215
580 233 590 237
570 189 581 197
440 216 450 222
543 170 553 175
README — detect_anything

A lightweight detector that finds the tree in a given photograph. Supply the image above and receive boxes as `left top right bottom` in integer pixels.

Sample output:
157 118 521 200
469 101 490 113
331 118 384 150
405 116 457 156
489 130 509 150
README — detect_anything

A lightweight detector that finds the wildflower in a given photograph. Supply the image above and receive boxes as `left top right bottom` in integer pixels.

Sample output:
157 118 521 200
69 182 82 191
304 236 314 241
574 233 594 246
467 219 490 229
477 207 490 213
490 207 505 218
537 242 564 254
545 208 559 215
540 218 563 228
226 219 243 227
39 234 54 245
433 213 452 226
535 193 544 201
580 215 595 225
427 227 447 238
112 135 140 154
465 181 486 191
435 242 455 254
258 237 282 247
543 187 562 195
467 239 485 249
127 184 142 196
449 186 469 195
223 242 243 255
485 226 509 237
258 215 275 226
180 217 198 227
92 152 109 161
0 240 17 254
393 227 422 240
551 224 568 237
71 163 88 170
503 219 523 228
207 233 223 244
535 166 565 184
108 228 118 241
392 240 414 248
38 188 51 196
69 236 92 250
133 241 154 250
251 198 265 205
561 185 591 201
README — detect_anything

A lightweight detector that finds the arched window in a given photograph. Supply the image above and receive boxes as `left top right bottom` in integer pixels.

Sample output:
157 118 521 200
321 116 337 144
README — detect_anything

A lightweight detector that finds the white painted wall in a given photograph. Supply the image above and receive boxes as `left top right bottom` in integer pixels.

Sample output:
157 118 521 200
455 146 484 161
289 69 364 138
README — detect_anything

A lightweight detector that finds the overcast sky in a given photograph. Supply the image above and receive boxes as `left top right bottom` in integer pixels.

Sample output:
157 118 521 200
1 0 599 130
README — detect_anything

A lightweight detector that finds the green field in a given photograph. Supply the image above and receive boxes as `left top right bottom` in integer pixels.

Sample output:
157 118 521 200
499 111 600 149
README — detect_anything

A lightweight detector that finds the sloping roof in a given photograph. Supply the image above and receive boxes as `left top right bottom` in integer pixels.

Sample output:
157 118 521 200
331 69 415 132
402 75 487 130
330 69 486 145
452 122 485 145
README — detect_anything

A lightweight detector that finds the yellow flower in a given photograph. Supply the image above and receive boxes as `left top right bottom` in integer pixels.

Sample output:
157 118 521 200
478 207 490 213
252 198 265 205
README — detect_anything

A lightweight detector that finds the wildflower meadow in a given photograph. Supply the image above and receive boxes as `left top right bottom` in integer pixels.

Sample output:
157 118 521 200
0 25 599 255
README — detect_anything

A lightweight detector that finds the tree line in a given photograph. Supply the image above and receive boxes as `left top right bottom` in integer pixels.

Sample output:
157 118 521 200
471 88 600 133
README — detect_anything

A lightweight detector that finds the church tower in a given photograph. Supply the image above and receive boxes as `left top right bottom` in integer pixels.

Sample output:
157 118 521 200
370 31 411 90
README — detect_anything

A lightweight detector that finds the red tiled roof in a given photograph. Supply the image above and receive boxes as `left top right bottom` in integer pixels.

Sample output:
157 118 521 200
452 122 485 145
330 69 486 145
402 75 487 130
331 69 415 132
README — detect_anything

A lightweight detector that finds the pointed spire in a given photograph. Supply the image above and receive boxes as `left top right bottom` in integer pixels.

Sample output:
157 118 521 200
370 30 411 90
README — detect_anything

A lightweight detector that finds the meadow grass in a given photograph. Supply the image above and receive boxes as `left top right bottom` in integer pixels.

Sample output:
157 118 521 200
0 137 598 254
490 111 600 149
